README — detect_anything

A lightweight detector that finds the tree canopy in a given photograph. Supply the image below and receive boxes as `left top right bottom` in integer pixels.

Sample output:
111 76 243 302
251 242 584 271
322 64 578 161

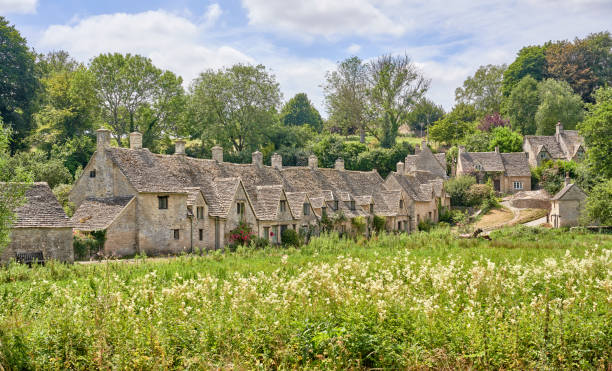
535 79 584 135
280 93 323 132
455 64 506 115
578 86 612 179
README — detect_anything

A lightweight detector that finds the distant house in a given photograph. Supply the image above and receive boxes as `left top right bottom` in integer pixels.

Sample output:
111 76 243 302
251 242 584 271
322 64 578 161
456 146 531 193
523 122 585 167
549 175 587 228
1 183 73 263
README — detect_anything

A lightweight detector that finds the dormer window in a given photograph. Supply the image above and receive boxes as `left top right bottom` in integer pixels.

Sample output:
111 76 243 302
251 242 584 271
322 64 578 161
237 202 245 219
89 170 96 178
474 163 483 171
369 204 374 213
280 200 287 212
349 200 355 210
158 196 168 209
399 199 404 209
303 203 310 216
334 200 339 210
197 206 204 219
539 152 547 160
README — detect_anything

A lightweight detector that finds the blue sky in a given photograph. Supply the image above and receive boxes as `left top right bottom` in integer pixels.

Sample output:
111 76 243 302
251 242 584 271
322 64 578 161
3 0 611 114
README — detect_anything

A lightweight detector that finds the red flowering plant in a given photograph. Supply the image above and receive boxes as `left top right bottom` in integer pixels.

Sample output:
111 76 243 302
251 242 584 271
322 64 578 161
229 221 255 246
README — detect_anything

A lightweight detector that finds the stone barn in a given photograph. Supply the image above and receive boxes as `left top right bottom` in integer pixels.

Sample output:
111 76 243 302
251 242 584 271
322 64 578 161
1 183 73 263
549 176 587 228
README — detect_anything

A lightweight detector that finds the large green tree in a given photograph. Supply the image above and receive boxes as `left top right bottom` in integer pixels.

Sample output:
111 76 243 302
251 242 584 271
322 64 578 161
583 178 612 225
324 57 370 142
367 54 429 148
502 45 547 97
188 64 281 153
505 75 540 134
428 103 477 146
488 126 523 153
578 86 612 179
280 93 323 132
455 64 506 114
0 17 39 152
405 97 444 137
535 79 584 135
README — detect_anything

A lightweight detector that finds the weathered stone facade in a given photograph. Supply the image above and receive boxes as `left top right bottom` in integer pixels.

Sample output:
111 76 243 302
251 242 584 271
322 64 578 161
523 122 585 167
549 178 587 228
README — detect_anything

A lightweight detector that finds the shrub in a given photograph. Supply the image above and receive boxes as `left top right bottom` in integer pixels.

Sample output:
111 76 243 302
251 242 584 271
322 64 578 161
249 236 270 249
281 228 301 247
372 215 386 233
73 230 105 260
418 219 435 231
444 175 476 206
229 221 255 246
52 184 75 217
439 209 468 226
466 183 493 206
583 178 612 225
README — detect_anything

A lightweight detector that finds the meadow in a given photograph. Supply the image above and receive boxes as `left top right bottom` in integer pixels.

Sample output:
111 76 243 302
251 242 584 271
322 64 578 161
0 227 610 369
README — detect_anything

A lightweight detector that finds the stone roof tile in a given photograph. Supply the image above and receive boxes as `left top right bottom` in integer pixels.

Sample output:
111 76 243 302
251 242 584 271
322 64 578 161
10 183 72 228
71 196 134 231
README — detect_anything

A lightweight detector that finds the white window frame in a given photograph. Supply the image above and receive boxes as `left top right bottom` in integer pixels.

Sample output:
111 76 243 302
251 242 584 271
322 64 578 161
513 181 523 190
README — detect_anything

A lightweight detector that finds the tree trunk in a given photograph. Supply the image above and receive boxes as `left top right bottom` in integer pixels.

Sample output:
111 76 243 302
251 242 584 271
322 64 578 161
359 126 365 143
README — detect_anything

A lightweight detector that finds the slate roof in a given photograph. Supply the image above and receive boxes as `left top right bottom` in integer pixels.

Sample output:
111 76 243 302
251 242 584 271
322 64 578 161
524 130 584 161
459 151 530 177
71 196 134 231
285 192 310 219
9 183 72 228
254 185 283 220
552 183 587 201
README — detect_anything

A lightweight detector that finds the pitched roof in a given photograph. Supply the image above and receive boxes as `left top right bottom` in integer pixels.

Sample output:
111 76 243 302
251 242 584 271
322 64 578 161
71 196 134 231
10 183 72 228
459 151 530 177
285 192 310 219
253 185 284 221
500 152 531 176
552 183 587 201
524 130 584 161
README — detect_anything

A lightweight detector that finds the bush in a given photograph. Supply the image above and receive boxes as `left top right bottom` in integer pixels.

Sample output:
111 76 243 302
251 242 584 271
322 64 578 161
249 236 270 249
417 219 435 231
439 209 468 226
466 183 493 206
73 230 106 260
350 217 366 236
52 183 75 217
281 228 301 247
583 178 612 225
229 221 255 246
444 175 476 206
372 215 386 233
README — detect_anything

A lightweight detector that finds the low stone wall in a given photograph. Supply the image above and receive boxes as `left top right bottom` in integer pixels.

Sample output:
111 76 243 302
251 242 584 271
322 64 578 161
3 227 74 263
510 198 551 210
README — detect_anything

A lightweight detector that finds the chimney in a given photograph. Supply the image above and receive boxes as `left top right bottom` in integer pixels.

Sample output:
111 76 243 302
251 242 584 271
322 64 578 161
308 155 318 169
458 146 466 155
421 140 427 150
174 139 186 155
556 121 562 141
96 128 111 151
564 172 571 187
335 158 345 171
129 132 142 149
271 153 282 170
211 146 223 162
396 161 405 174
252 151 263 168
415 144 421 154
494 145 499 154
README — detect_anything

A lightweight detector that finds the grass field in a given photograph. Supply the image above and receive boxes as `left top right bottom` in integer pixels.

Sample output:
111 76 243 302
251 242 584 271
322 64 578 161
0 227 610 369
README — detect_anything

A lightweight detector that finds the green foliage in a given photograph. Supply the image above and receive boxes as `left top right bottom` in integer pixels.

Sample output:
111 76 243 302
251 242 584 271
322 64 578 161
466 183 495 208
455 64 506 114
535 79 584 135
583 178 612 225
353 141 413 177
372 215 386 233
52 183 74 217
6 151 72 189
280 93 323 132
229 221 255 246
350 217 366 236
405 97 445 135
0 17 39 152
438 208 468 226
502 45 547 97
444 175 476 206
73 230 106 260
281 228 301 247
578 86 612 179
188 64 280 153
417 219 435 231
488 126 523 152
311 134 367 169
505 75 539 134
463 131 491 152
531 160 578 194
428 103 477 145
50 135 95 176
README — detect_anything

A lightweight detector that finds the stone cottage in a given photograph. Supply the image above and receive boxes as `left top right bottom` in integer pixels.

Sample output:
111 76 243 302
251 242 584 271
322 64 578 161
1 182 73 263
456 146 531 193
549 175 587 228
523 122 585 167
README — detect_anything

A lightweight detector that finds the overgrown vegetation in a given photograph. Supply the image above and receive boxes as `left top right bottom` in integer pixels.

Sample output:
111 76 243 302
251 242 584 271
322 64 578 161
0 227 610 369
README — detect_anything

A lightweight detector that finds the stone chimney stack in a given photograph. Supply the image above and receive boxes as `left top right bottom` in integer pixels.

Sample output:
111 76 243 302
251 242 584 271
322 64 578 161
564 172 571 187
129 132 142 149
335 158 345 171
458 146 466 155
556 121 563 141
211 146 223 162
271 153 282 170
396 161 405 174
415 144 421 154
421 140 428 150
96 128 111 151
308 155 318 169
174 139 186 155
252 151 263 168
494 145 499 154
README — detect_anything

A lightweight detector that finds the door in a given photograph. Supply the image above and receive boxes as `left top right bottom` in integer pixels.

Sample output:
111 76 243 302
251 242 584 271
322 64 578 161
493 179 500 192
214 218 220 250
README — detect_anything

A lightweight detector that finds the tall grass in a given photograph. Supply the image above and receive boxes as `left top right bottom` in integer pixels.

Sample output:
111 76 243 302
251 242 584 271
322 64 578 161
0 227 610 369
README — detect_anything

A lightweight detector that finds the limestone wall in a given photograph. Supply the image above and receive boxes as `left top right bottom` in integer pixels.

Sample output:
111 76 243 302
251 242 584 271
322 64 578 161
3 228 74 263
104 200 137 257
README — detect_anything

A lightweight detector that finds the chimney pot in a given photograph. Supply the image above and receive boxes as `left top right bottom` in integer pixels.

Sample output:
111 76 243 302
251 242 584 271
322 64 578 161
252 151 263 168
564 172 571 187
129 132 143 149
458 146 466 154
211 146 223 162
308 155 318 169
494 145 499 153
96 128 111 150
271 153 282 170
556 121 563 139
174 139 186 155
396 161 405 174
335 158 345 171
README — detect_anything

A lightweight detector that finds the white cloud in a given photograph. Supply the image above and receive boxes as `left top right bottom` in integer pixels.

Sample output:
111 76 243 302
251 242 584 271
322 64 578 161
346 43 361 54
203 3 222 27
0 0 37 14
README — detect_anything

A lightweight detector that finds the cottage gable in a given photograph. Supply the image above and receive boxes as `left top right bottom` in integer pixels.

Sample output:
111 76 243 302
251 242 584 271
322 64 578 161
9 183 72 228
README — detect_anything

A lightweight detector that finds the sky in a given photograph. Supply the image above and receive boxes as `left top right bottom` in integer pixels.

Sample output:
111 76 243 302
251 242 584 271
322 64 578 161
2 0 611 115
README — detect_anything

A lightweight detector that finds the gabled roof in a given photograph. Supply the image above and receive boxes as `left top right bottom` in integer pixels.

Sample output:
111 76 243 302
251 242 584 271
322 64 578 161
253 185 284 221
285 192 311 219
9 183 72 228
552 183 587 201
403 144 447 178
380 190 403 216
459 151 530 177
211 177 242 217
500 152 531 176
524 130 584 161
71 196 134 231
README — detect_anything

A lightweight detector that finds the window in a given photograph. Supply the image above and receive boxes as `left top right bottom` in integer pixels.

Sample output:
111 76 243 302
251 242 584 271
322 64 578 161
280 200 287 212
89 170 96 178
197 206 204 219
322 206 327 217
264 227 270 240
237 202 245 217
474 163 483 171
158 196 168 209
417 214 420 222
349 200 355 210
539 152 547 160
303 203 310 216
198 229 203 241
428 211 432 220
398 221 402 230
173 229 180 240
334 200 339 210
399 199 404 209
513 181 523 190
370 204 374 214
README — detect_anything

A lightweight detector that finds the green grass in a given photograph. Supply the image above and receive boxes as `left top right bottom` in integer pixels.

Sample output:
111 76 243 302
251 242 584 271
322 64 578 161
0 227 611 369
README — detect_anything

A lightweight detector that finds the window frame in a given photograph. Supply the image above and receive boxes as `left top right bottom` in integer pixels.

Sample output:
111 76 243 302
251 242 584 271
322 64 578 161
349 200 355 211
173 229 180 240
198 228 203 241
196 206 205 219
303 203 310 216
237 202 245 217
158 196 169 210
280 200 287 212
513 181 523 190
89 169 96 178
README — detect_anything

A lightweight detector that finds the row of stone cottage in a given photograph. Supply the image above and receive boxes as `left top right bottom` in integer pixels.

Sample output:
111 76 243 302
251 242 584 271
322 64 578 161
65 129 451 257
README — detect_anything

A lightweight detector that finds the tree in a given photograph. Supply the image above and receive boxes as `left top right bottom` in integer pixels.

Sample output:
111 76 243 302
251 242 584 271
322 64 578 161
405 97 444 137
428 103 477 145
0 17 39 152
488 126 523 153
578 86 612 179
280 93 323 132
324 57 370 142
535 79 584 135
478 112 509 132
502 45 547 97
463 131 491 152
455 64 506 114
505 75 539 134
583 178 612 225
367 54 429 148
188 64 281 153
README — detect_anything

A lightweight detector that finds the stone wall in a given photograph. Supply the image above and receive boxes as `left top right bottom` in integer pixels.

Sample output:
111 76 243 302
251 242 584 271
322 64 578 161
104 200 137 257
2 228 74 263
501 176 531 194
